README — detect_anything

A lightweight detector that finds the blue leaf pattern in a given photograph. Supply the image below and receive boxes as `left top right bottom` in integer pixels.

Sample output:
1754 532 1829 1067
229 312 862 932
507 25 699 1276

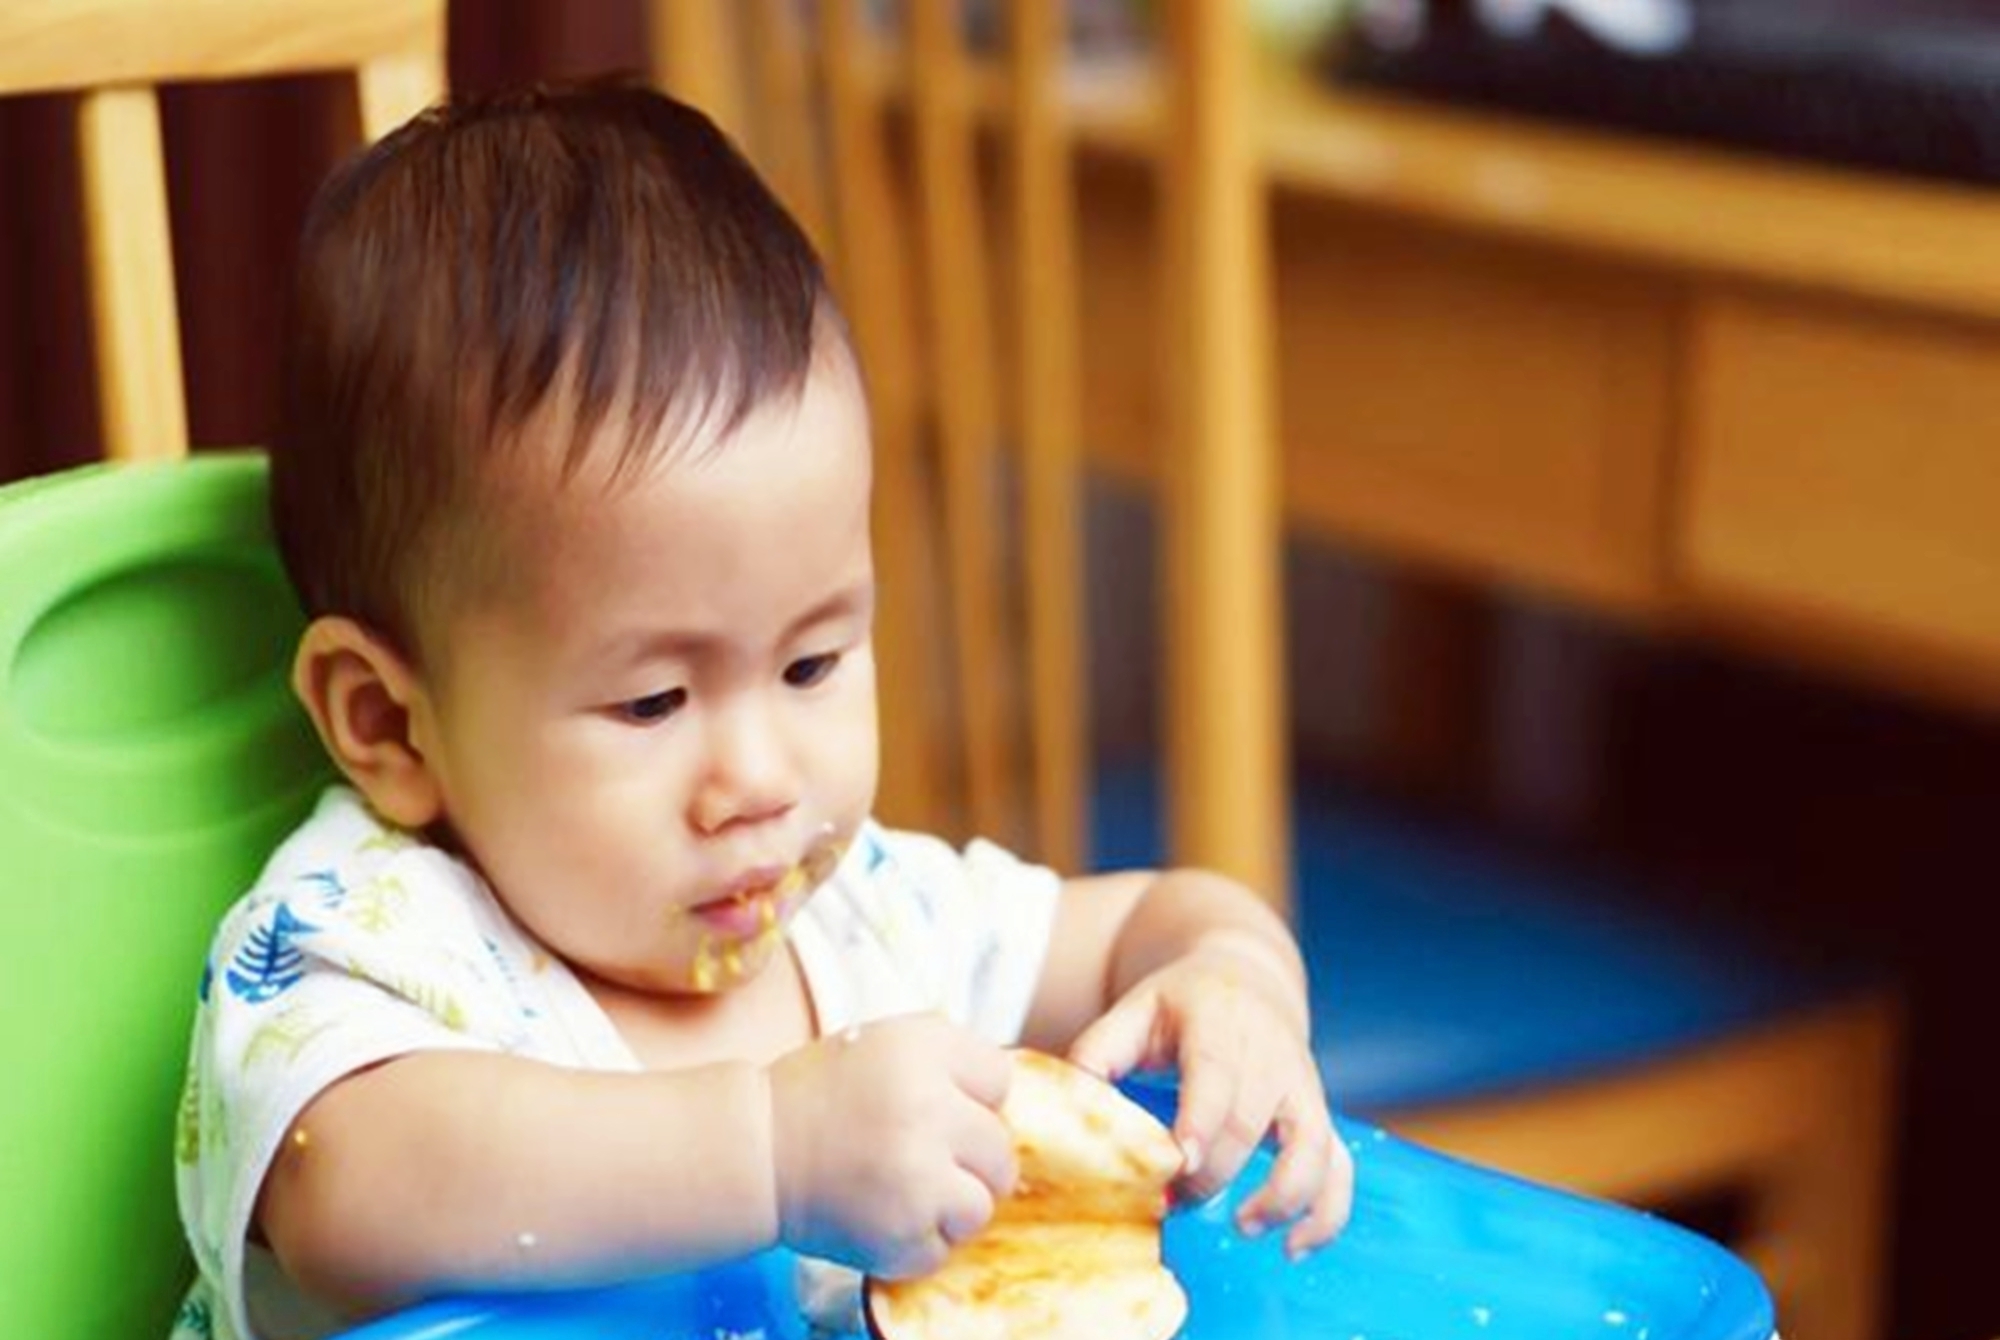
480 934 541 1020
174 1295 214 1338
225 903 319 1004
297 867 346 910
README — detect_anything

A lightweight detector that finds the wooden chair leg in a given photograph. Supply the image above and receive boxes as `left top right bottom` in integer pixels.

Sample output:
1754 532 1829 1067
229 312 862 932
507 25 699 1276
1751 993 1899 1340
1157 0 1290 908
1381 991 1900 1340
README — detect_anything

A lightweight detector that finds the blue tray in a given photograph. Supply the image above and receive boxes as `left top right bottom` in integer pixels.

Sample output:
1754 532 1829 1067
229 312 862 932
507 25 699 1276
338 1093 1774 1340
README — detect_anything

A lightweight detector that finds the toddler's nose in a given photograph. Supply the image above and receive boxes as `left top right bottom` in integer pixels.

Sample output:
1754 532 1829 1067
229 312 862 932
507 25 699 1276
691 706 799 834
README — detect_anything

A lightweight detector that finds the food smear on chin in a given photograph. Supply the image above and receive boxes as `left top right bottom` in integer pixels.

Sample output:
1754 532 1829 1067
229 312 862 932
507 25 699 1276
683 832 849 991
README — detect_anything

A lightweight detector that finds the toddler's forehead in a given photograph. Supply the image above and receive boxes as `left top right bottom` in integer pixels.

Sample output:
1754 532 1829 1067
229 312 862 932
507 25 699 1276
404 460 609 656
414 349 866 652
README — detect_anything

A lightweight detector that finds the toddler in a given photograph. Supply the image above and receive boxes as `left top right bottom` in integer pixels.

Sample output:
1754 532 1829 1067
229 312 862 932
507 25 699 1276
171 81 1350 1340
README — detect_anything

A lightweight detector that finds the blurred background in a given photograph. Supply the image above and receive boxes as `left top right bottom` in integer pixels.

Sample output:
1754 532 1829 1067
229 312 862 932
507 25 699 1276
4 2 1999 1336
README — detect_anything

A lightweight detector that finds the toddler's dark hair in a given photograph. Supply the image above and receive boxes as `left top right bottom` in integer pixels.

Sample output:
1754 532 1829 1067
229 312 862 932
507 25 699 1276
271 79 837 665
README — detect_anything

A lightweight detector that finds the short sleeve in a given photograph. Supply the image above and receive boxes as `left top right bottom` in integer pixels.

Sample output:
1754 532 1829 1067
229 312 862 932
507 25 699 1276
175 794 535 1340
789 822 1063 1044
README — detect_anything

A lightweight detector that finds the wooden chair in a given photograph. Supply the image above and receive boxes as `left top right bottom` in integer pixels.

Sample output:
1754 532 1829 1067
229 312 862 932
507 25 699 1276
651 0 1170 878
620 0 1254 947
651 5 1901 1338
0 6 443 1336
0 0 445 467
1151 23 1898 1340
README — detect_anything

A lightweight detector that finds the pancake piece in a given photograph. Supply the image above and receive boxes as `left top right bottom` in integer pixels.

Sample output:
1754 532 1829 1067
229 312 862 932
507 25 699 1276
866 1051 1188 1340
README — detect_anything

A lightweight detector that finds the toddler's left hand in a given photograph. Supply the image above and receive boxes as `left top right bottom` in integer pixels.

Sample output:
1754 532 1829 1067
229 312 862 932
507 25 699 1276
1068 944 1353 1258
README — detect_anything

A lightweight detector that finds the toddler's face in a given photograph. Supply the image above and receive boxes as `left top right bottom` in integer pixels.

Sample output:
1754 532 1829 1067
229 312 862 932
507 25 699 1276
414 352 880 996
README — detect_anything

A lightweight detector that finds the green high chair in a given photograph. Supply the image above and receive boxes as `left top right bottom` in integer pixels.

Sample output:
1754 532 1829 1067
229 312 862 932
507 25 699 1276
3 0 442 1336
0 456 1782 1340
0 456 331 1338
3 0 441 1325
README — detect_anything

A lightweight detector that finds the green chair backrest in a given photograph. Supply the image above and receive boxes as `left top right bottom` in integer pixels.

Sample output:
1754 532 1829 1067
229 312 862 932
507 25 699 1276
0 454 331 1339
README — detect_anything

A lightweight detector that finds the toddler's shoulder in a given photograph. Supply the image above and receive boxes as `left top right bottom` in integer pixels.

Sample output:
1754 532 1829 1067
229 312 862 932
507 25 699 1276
822 820 1061 933
196 784 539 1055
208 785 480 953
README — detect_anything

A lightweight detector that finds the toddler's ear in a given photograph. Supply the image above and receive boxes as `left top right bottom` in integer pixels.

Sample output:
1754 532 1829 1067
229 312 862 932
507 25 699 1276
291 616 444 830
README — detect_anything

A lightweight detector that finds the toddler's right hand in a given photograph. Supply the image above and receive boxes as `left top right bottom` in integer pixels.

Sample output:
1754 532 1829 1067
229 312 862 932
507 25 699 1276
767 1015 1016 1279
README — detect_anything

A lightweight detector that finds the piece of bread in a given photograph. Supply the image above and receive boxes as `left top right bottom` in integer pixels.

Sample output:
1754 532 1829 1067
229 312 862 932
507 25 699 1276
865 1050 1189 1340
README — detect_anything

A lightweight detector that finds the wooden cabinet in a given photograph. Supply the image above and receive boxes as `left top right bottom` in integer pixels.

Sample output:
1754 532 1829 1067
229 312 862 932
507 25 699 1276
1077 180 1678 614
1683 295 2000 662
1271 202 1674 615
1053 69 2000 710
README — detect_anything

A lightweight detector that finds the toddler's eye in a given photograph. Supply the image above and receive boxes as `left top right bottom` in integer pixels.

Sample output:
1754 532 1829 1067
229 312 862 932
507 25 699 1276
784 653 840 688
621 688 687 724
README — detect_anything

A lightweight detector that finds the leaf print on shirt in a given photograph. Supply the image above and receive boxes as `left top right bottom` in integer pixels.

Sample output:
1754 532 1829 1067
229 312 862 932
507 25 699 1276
396 977 470 1031
358 826 418 857
296 867 347 910
346 872 413 933
243 1000 340 1069
402 980 472 1032
480 935 542 1020
173 1295 214 1339
226 903 319 1003
200 1066 231 1160
341 956 471 1032
175 1074 201 1165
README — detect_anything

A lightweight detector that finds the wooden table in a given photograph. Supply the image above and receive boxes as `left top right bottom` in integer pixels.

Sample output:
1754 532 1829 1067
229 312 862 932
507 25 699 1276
1025 59 2000 718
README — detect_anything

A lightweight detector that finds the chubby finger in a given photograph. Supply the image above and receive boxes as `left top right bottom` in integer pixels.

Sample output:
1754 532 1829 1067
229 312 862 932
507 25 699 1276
1068 991 1160 1081
1284 1144 1355 1258
877 1227 955 1281
948 1033 1014 1110
938 1170 998 1249
1169 1037 1241 1196
951 1097 1020 1199
1234 1097 1333 1233
1188 1085 1268 1203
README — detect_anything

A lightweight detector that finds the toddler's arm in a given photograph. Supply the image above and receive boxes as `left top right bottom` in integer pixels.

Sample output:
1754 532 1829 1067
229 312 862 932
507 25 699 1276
259 1051 777 1314
260 1015 1015 1318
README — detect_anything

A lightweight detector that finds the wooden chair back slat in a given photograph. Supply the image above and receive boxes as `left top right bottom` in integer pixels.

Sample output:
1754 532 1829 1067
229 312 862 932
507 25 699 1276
907 0 1020 846
646 1 1097 863
1006 0 1088 871
357 50 446 142
2 0 446 465
1158 0 1290 904
0 0 446 97
817 0 949 832
742 0 834 259
78 86 188 462
649 0 750 148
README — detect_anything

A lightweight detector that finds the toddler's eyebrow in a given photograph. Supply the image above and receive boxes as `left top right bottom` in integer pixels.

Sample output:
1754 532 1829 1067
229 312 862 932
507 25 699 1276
605 580 875 665
785 580 875 637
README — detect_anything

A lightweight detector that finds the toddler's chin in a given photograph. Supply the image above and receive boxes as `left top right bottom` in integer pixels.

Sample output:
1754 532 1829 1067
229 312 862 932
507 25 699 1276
676 932 791 995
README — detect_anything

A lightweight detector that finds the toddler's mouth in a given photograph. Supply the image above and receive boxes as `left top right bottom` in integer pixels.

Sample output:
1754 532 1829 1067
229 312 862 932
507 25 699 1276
689 831 849 938
690 879 786 938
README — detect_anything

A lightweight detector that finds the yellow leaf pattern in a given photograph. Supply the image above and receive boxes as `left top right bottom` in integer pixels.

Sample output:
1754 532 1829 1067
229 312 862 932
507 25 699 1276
398 978 469 1032
342 956 470 1032
202 1068 231 1158
175 1074 201 1165
346 873 412 933
357 828 417 856
244 1002 340 1070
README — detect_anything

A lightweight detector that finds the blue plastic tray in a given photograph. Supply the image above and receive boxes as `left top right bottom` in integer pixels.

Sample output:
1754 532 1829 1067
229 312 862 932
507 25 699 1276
337 1092 1774 1340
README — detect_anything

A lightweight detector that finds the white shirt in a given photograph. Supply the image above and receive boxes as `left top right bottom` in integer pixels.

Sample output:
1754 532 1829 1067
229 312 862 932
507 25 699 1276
171 786 1062 1340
